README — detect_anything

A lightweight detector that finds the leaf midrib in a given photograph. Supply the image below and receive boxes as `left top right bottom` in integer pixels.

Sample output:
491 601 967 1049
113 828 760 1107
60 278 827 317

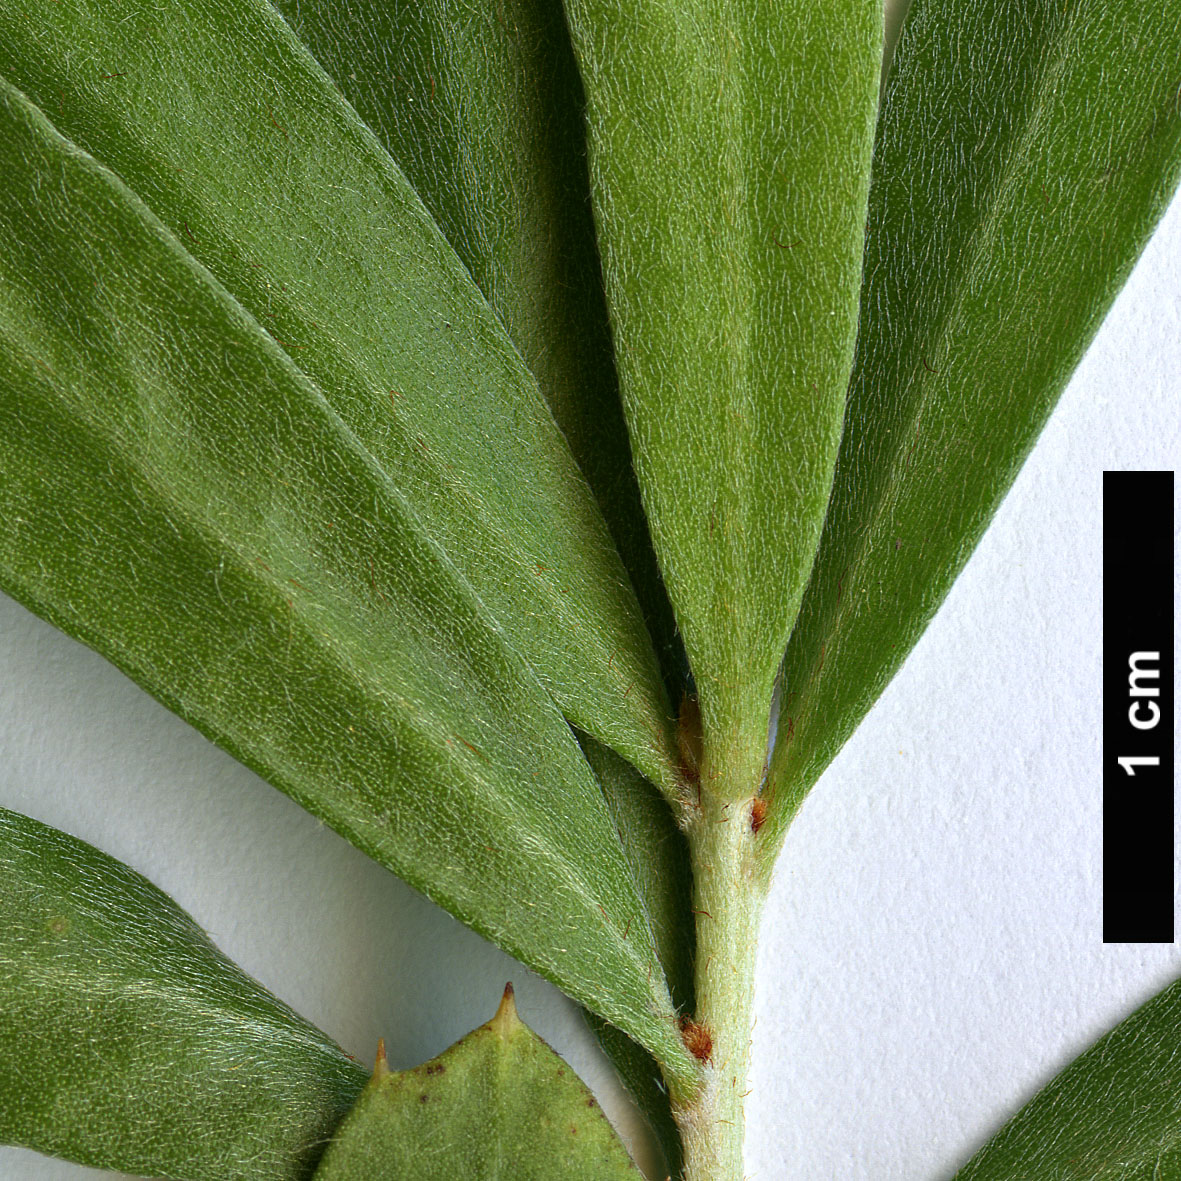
0 0 675 781
6 351 663 1006
132 167 647 714
791 5 1079 695
6 967 348 1060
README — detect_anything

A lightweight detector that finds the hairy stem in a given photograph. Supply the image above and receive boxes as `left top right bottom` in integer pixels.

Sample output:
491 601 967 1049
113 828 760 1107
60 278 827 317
674 792 767 1181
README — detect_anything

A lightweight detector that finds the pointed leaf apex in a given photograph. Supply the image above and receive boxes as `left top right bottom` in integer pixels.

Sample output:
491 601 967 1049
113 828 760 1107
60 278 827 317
491 982 519 1040
313 975 643 1177
373 1038 389 1080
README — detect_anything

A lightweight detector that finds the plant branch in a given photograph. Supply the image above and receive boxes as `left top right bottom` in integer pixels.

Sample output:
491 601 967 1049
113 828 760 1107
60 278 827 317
674 790 768 1181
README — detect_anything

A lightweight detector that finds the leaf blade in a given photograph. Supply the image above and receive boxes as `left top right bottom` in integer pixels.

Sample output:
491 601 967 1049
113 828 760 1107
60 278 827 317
767 0 1181 837
0 807 366 1180
0 80 697 1094
953 977 1181 1181
0 0 677 790
314 987 642 1181
579 734 694 1176
561 0 884 791
274 0 685 692
581 733 695 1016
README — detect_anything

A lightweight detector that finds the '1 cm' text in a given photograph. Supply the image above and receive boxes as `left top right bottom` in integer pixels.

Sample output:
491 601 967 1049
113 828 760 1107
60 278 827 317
1117 651 1162 776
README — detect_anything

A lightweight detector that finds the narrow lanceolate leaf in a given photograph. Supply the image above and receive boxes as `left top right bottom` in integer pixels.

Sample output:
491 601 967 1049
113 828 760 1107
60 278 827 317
581 734 695 1014
0 808 366 1180
579 734 694 1176
0 83 697 1096
561 0 883 794
766 0 1181 843
588 1020 682 1180
0 0 678 792
953 976 1181 1181
275 0 684 692
315 987 642 1181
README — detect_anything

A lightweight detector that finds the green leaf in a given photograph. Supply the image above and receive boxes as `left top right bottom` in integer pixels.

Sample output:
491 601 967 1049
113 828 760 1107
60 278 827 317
581 733 694 1015
587 1019 682 1181
579 734 693 1177
766 0 1181 838
952 976 1181 1181
0 0 678 792
274 0 685 691
560 0 883 793
271 30 699 1155
0 80 697 1097
0 807 366 1180
313 986 643 1181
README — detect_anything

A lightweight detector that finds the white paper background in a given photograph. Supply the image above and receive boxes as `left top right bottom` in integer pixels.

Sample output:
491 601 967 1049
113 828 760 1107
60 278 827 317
1 121 1178 1181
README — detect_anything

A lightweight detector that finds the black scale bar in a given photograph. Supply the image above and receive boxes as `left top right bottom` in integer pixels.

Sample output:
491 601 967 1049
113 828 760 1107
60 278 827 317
1103 470 1174 943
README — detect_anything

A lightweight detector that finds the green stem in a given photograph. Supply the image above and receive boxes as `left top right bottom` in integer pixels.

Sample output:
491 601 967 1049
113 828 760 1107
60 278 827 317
674 793 767 1181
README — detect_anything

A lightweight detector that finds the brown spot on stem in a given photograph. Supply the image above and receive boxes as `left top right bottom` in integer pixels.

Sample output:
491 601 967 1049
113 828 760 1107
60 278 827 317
679 1017 713 1063
676 693 703 788
750 797 768 834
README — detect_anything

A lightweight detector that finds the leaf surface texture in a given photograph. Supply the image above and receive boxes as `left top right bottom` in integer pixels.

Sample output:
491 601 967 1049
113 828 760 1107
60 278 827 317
0 81 696 1092
275 0 684 689
953 976 1181 1181
0 808 365 1180
314 988 642 1180
768 0 1181 838
561 0 883 789
0 0 677 789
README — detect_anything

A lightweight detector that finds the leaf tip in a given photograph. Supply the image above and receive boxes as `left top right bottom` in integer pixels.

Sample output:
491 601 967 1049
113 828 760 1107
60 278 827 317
373 1037 390 1079
491 981 520 1040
